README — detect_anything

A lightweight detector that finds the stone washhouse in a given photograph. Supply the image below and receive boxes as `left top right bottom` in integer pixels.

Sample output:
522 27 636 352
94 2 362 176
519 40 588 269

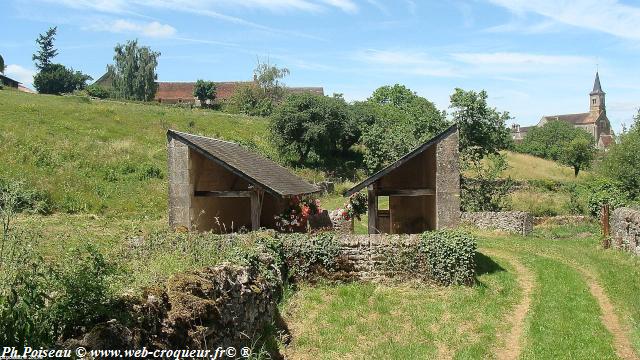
167 130 320 233
346 124 461 234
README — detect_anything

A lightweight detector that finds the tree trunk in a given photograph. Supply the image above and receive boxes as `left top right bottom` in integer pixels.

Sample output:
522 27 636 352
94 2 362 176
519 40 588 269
574 166 579 177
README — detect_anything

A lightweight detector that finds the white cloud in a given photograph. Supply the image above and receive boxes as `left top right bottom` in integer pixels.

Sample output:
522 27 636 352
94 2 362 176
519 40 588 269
5 65 36 86
487 0 640 40
319 0 358 13
89 19 176 37
354 49 458 77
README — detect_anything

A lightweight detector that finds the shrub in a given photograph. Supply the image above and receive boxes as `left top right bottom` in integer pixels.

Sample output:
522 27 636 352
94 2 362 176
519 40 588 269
0 179 53 215
138 164 163 180
280 232 341 281
461 153 514 212
33 64 92 95
86 84 110 99
421 230 477 286
47 246 117 338
583 177 630 217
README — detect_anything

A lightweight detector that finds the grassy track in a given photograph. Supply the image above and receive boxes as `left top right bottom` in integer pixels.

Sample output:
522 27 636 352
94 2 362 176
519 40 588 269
282 223 640 359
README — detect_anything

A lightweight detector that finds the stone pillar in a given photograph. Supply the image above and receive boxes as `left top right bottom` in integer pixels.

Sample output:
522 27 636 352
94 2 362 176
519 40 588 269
168 136 192 230
435 129 461 229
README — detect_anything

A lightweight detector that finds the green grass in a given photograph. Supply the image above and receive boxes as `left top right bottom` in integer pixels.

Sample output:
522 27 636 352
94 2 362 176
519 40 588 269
503 151 587 182
282 222 640 358
0 90 272 217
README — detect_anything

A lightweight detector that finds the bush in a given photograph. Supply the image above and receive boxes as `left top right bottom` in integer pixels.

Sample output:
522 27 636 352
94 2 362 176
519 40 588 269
86 84 110 99
421 230 477 286
47 246 117 338
33 64 92 95
583 177 630 217
0 179 53 215
598 116 640 199
280 232 341 281
461 153 514 212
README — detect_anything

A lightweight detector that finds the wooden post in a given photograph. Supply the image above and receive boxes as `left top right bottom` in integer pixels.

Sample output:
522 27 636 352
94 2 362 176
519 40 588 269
250 190 262 231
601 204 610 248
367 186 377 234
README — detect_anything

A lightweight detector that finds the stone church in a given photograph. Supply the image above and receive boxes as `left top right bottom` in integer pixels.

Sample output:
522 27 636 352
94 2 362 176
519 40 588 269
511 72 614 149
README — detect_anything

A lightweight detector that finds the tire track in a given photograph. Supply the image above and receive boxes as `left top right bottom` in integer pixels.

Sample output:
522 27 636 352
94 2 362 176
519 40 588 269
482 249 534 360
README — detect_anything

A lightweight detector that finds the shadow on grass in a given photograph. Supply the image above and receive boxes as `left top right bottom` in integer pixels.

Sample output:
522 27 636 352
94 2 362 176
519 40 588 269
476 251 505 276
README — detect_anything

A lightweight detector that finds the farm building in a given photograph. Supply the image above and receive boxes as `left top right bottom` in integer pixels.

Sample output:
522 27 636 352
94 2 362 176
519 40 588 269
346 124 460 234
167 130 320 232
0 74 20 88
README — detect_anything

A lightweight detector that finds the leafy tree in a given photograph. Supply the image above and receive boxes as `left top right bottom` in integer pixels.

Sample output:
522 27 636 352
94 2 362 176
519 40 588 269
254 59 290 102
193 80 217 108
449 88 512 157
360 85 450 171
460 152 514 212
229 84 272 116
599 112 640 199
270 93 355 164
0 54 5 74
107 40 160 101
33 63 92 94
86 84 110 99
561 137 596 177
32 27 58 71
518 120 594 161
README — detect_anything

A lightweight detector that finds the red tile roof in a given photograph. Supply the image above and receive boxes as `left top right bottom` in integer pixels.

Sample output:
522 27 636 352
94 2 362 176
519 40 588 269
541 112 596 125
599 134 614 148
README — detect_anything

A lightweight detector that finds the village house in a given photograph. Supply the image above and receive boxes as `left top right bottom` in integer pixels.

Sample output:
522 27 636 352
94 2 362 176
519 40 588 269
94 71 324 105
511 72 614 149
346 125 460 235
167 130 320 233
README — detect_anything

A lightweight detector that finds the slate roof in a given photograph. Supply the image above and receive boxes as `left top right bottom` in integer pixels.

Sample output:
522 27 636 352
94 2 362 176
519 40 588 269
541 112 595 125
591 71 604 95
345 124 458 196
167 130 320 197
0 74 20 87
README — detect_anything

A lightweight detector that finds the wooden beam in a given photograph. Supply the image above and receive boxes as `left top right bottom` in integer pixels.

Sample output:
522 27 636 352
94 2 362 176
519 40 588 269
250 190 262 231
367 186 378 234
375 188 435 196
194 190 251 197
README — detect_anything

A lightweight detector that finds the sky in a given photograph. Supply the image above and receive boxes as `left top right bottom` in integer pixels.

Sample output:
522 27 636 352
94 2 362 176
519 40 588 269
2 0 640 132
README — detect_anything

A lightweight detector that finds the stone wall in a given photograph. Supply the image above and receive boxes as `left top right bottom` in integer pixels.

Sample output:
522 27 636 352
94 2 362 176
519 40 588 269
65 262 282 350
461 211 534 235
167 136 192 230
436 129 461 229
611 207 640 255
336 234 427 281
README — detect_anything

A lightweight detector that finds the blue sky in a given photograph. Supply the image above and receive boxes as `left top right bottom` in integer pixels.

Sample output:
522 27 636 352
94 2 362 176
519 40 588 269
2 0 640 132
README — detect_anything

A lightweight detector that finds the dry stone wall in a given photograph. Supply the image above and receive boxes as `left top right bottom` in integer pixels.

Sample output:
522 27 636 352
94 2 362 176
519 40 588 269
336 234 427 281
611 207 640 255
461 211 534 235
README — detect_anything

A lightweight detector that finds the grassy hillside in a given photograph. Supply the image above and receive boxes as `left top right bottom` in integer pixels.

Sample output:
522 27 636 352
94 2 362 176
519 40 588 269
1 89 586 220
0 89 273 218
502 151 585 182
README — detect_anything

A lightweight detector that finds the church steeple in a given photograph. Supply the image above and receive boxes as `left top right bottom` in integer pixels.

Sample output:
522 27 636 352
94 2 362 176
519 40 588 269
590 72 605 115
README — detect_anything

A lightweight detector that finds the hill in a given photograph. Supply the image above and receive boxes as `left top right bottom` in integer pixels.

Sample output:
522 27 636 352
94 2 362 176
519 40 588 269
502 151 586 182
0 90 274 217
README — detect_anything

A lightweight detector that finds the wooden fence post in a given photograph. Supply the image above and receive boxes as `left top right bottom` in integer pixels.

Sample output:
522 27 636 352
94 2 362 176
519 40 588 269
601 204 610 249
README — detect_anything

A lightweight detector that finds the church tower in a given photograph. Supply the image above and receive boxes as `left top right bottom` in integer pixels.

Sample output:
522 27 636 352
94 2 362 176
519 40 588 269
590 72 606 116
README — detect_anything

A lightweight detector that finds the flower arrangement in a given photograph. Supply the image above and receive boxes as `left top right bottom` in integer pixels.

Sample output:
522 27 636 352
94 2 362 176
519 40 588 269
274 196 322 232
329 192 367 222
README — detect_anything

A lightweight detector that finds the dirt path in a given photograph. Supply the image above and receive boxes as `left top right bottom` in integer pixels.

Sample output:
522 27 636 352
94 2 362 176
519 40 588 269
482 249 534 360
557 258 639 360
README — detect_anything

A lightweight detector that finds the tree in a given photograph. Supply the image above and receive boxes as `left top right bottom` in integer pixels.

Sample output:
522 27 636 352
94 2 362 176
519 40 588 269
270 93 354 164
518 120 594 161
360 85 450 171
33 63 92 94
460 152 514 212
561 137 596 177
599 112 640 199
107 40 160 101
193 80 216 108
0 54 5 74
254 59 290 102
449 88 512 157
32 27 58 71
